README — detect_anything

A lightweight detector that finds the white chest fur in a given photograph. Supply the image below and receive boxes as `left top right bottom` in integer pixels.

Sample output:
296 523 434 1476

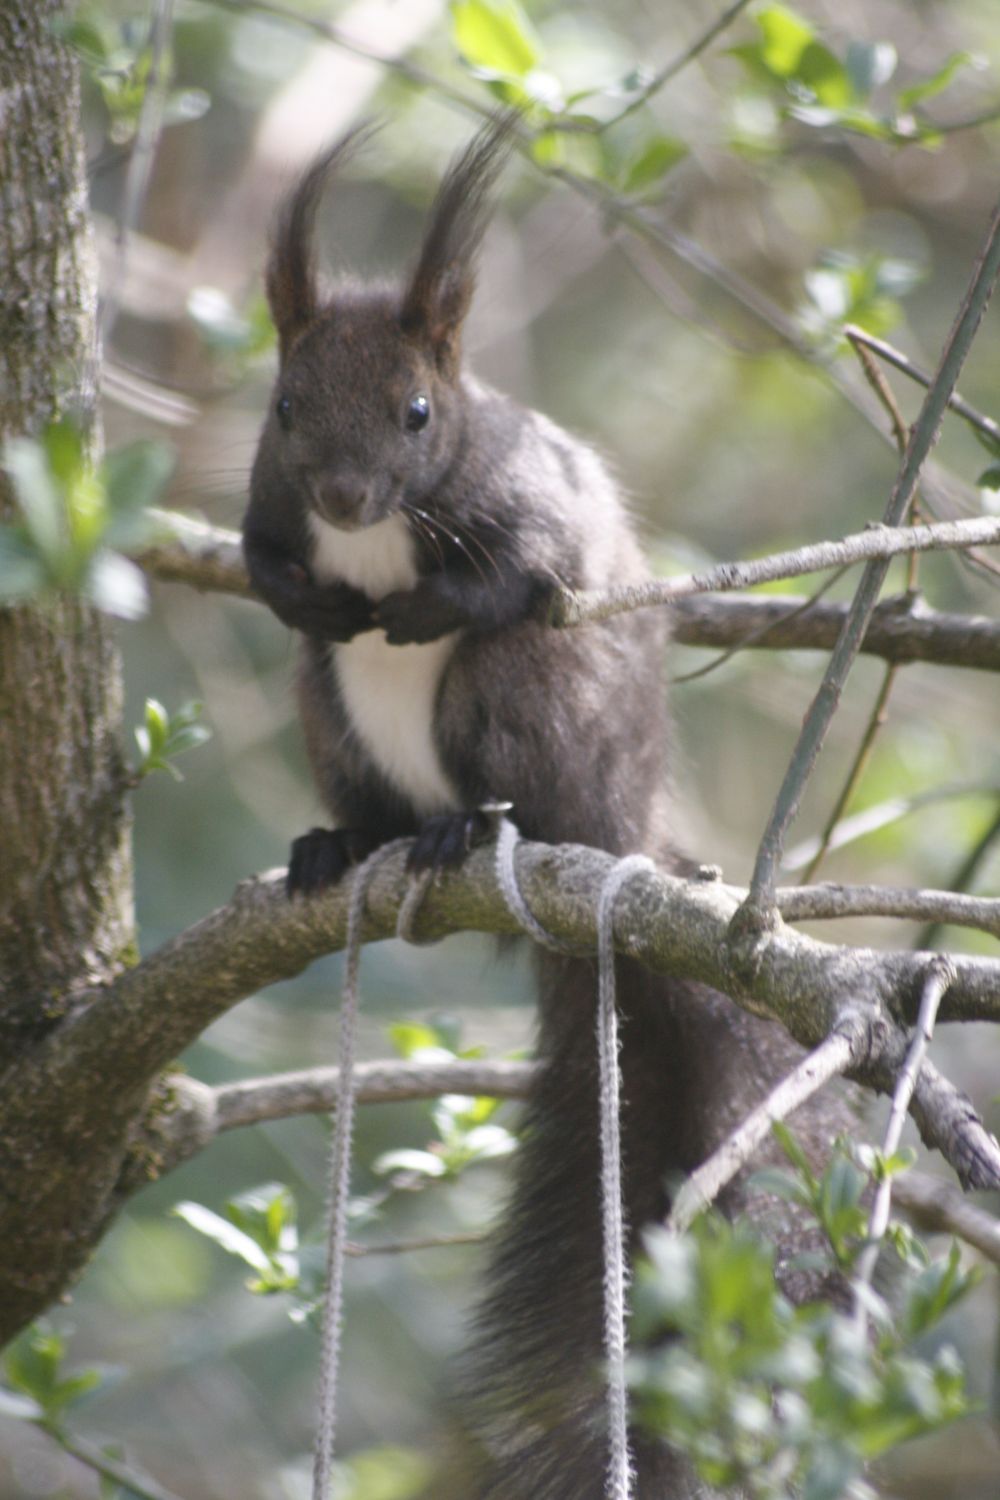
308 513 461 815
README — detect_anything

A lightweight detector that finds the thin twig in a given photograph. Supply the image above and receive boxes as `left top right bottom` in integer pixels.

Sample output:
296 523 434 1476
798 336 914 882
99 0 176 356
200 0 489 122
741 194 1000 921
853 957 956 1332
213 1059 533 1132
667 1016 871 1234
51 1426 185 1500
670 567 849 685
551 514 1000 627
607 0 755 127
799 665 899 886
844 325 1000 449
917 801 1000 950
892 1170 1000 1267
346 1230 487 1257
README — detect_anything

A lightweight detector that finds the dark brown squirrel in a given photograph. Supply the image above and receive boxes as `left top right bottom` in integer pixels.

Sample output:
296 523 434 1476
243 116 839 1499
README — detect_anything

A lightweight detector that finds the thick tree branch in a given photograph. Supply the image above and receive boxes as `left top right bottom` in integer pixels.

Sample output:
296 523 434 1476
27 839 999 1213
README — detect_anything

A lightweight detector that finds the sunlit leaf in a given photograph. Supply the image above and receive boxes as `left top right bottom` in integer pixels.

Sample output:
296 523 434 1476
450 0 542 79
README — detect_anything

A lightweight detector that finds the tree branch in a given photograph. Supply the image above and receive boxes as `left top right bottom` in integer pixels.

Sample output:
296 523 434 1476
550 516 1000 628
743 193 1000 914
670 593 1000 674
154 1060 1000 1266
854 956 954 1328
776 882 1000 937
892 1171 1000 1266
666 1015 869 1234
36 839 998 1206
137 514 1000 673
155 1061 536 1175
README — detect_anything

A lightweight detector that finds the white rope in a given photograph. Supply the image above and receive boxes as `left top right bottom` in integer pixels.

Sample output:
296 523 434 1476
312 837 410 1500
596 854 654 1500
494 815 654 1500
313 819 653 1500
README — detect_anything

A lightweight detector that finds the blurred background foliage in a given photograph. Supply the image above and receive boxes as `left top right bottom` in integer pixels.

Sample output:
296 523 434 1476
3 0 1000 1494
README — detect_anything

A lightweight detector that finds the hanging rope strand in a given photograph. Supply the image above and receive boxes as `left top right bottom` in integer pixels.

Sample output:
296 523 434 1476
596 855 654 1500
312 839 410 1500
314 820 652 1500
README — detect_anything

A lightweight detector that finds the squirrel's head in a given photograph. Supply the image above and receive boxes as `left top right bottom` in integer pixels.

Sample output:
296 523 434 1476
255 116 515 533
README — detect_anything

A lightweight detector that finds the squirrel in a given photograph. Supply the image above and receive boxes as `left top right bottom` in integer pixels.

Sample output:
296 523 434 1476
243 116 839 1499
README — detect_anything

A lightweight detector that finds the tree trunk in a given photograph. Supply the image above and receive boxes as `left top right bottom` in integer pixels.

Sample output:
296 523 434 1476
0 0 136 1338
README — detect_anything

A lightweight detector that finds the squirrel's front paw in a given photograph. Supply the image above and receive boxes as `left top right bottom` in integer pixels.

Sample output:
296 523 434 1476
376 586 461 644
286 826 379 895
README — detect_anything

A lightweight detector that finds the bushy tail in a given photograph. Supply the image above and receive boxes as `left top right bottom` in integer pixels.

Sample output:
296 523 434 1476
437 953 720 1499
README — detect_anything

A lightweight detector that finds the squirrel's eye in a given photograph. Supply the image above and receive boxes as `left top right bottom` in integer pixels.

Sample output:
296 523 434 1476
405 394 430 434
276 394 292 431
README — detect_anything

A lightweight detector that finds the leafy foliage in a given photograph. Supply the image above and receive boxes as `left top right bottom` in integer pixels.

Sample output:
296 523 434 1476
629 1134 978 1500
0 423 173 618
52 3 210 143
133 697 211 781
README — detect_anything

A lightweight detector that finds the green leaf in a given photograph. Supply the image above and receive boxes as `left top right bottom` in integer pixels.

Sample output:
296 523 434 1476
225 1182 298 1261
134 698 211 779
450 0 542 79
620 135 687 194
3 1326 104 1420
897 51 978 110
977 463 1000 491
101 438 175 548
0 1387 43 1421
387 1020 452 1059
772 1121 818 1186
2 435 66 565
373 1148 448 1178
754 3 816 77
173 1201 274 1274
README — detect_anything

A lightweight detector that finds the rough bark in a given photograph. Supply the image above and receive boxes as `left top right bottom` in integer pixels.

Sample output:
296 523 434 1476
0 0 137 1337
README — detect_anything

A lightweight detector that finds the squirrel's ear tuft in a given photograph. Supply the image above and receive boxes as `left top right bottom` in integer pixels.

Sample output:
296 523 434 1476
266 122 378 362
400 112 519 377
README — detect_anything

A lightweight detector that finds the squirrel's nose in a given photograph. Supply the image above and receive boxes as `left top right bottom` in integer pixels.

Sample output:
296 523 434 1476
311 471 372 529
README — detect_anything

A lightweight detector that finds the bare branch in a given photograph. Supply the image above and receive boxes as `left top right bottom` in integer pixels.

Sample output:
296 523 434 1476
139 508 251 596
892 1170 1000 1266
854 956 955 1329
607 0 754 126
670 593 1000 674
46 839 997 1204
743 194 1000 916
844 325 1000 449
550 515 1000 629
135 518 1000 674
777 881 1000 938
158 1062 1000 1267
666 1015 870 1234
